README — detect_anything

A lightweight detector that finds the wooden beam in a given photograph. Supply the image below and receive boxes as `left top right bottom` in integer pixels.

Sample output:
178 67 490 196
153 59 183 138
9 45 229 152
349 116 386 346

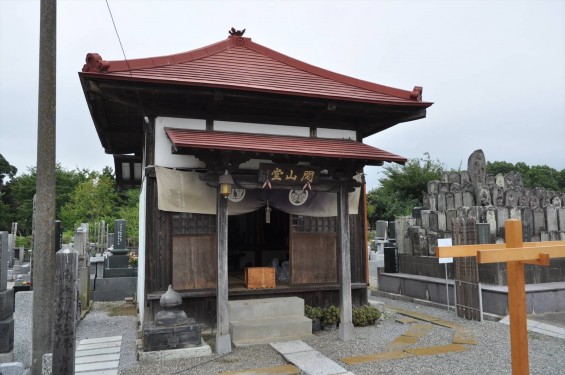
437 240 565 259
477 245 565 264
522 253 550 266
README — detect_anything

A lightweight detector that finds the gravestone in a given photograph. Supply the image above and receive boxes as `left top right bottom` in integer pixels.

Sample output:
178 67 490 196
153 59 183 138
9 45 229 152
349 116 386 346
513 172 523 187
446 193 455 210
375 221 388 240
551 195 561 207
510 207 521 220
427 194 437 211
467 149 486 186
558 208 565 232
106 219 132 274
545 205 558 232
52 249 78 375
446 210 456 232
460 171 472 191
107 233 114 251
14 291 32 367
483 208 496 243
437 211 447 231
492 186 504 207
74 228 90 311
410 227 428 256
532 208 545 235
486 174 495 189
496 207 509 239
437 193 447 211
440 172 449 183
112 219 127 253
453 191 463 209
427 230 439 256
421 210 430 229
427 180 440 195
495 173 505 188
448 172 461 184
476 187 491 206
429 211 439 231
0 232 15 354
395 218 415 255
504 172 515 189
521 207 533 242
505 188 521 208
529 196 540 209
462 191 474 207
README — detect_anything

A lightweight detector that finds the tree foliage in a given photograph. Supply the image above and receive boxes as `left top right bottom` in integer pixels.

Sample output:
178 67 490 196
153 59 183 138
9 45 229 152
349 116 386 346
0 157 140 248
367 154 444 226
486 161 565 191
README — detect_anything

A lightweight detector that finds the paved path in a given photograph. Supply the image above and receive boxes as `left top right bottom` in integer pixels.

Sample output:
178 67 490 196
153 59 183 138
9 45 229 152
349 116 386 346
500 315 565 339
75 335 122 375
270 341 353 375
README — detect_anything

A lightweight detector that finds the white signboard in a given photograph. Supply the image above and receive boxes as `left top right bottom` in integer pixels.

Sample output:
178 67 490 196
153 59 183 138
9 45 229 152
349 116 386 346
437 238 453 264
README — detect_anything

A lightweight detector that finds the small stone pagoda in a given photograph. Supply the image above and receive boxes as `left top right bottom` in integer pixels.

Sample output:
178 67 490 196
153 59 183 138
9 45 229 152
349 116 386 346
142 285 201 351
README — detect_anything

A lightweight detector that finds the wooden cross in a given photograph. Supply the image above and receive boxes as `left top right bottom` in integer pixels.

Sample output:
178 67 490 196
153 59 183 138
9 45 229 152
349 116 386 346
436 219 565 375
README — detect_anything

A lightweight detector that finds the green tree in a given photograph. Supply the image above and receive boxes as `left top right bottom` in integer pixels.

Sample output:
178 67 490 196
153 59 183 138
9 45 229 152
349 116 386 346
59 173 119 231
486 161 564 191
0 154 18 230
367 154 444 225
2 164 91 235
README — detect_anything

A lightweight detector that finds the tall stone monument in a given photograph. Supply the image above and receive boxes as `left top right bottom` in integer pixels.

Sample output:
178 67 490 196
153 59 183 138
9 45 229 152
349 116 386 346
105 219 135 277
0 231 15 355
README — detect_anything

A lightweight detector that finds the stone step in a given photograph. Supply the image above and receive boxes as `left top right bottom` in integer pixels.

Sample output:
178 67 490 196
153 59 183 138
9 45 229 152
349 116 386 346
228 297 305 322
230 316 312 346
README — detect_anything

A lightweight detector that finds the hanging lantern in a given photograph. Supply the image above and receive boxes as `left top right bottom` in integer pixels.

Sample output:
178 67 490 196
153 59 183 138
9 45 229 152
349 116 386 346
219 170 234 198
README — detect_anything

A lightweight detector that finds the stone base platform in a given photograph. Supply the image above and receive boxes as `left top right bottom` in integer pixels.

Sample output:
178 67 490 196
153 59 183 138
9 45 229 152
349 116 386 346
138 339 212 363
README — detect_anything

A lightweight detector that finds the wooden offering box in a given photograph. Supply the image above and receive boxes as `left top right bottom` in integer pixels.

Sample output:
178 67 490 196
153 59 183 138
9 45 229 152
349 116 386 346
245 267 276 289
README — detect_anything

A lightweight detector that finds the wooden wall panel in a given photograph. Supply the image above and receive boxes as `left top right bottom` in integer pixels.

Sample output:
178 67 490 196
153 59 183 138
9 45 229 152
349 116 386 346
172 235 217 290
290 233 337 284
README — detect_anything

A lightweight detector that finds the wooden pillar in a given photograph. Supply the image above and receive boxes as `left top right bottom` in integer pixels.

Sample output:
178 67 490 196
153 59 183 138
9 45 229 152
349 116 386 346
216 188 232 354
52 248 78 375
505 220 529 375
337 181 354 340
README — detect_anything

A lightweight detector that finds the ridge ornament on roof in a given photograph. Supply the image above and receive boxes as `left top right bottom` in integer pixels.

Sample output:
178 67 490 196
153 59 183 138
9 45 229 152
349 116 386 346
228 27 246 37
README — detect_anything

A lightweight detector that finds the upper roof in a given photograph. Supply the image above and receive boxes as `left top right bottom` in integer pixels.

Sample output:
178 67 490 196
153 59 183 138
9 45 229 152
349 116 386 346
81 35 431 107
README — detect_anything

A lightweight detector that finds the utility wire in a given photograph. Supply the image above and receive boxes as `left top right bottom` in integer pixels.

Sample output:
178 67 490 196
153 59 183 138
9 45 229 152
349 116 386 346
105 0 148 123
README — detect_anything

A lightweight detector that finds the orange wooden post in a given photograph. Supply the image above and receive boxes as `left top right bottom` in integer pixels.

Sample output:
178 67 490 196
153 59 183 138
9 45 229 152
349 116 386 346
436 219 565 375
504 220 529 375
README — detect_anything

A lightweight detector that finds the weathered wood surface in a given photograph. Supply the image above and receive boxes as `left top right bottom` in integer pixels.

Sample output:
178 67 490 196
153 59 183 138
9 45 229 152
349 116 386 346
437 219 565 375
290 233 337 284
216 191 231 354
337 183 354 340
172 235 217 289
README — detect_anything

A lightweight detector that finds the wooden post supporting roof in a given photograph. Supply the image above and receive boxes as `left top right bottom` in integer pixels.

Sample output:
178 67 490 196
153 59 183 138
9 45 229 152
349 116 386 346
338 180 355 340
437 219 565 375
216 186 231 354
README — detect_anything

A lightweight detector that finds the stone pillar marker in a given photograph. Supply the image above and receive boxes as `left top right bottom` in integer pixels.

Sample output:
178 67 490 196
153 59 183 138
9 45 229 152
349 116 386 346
32 0 57 372
113 219 127 252
52 248 78 375
1 231 15 355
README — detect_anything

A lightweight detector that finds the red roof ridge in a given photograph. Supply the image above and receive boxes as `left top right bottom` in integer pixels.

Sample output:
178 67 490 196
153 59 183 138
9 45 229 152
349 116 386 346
82 36 426 102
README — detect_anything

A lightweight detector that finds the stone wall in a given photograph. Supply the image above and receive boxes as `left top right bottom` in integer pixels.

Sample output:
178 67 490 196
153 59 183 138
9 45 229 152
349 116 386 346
394 150 565 284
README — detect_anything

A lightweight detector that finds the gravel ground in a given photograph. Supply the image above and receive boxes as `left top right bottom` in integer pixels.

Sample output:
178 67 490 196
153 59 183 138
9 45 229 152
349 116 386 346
77 296 565 375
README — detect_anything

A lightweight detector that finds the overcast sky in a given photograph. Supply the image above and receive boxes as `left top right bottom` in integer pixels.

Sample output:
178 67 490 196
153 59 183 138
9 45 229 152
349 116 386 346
1 0 564 190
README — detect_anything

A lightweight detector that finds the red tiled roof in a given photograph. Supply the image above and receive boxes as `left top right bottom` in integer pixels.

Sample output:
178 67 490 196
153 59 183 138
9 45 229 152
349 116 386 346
81 36 431 107
165 128 407 165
